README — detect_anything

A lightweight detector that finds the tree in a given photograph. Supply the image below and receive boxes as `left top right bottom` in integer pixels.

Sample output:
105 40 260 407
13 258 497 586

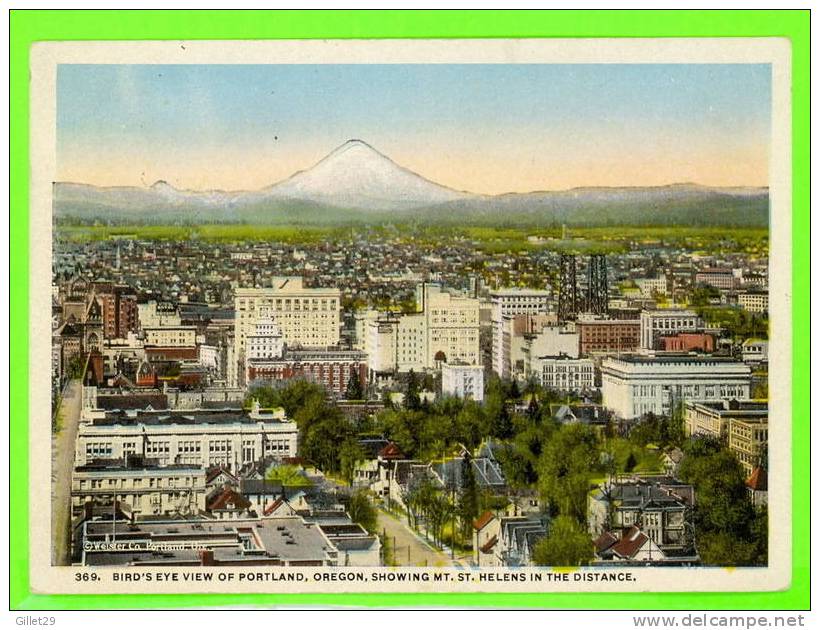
538 423 601 522
678 436 754 536
346 490 377 533
247 380 325 418
532 516 593 566
508 379 521 400
678 435 765 566
426 492 453 548
458 451 480 539
66 355 86 380
624 452 637 473
526 394 540 424
405 370 421 410
345 371 364 401
299 405 356 474
338 438 365 485
491 401 514 440
265 465 312 487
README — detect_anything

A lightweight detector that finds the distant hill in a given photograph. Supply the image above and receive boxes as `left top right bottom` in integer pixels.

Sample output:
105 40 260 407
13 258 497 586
54 139 769 227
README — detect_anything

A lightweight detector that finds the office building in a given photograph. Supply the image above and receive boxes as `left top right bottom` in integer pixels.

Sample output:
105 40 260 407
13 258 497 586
601 355 752 419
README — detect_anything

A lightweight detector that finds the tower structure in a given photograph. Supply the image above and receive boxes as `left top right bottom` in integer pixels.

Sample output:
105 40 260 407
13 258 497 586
558 253 579 322
585 254 609 316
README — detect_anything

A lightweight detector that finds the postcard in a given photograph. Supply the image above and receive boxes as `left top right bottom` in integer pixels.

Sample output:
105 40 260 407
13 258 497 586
28 37 791 595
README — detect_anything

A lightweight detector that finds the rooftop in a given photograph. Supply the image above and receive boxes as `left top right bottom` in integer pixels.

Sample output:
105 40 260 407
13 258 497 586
81 516 336 566
89 408 289 427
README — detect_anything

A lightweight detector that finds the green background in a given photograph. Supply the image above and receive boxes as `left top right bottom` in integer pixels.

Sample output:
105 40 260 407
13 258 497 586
9 9 810 610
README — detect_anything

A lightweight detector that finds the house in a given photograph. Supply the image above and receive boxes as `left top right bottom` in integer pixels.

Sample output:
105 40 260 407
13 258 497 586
661 448 684 477
352 439 405 489
588 475 698 564
205 465 239 493
430 445 506 495
551 403 612 427
594 525 667 564
498 516 548 567
206 486 253 520
473 511 502 567
472 511 547 567
304 507 381 567
746 467 768 507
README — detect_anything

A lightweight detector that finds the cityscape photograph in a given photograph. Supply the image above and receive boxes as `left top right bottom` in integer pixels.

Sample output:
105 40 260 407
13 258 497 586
50 62 771 571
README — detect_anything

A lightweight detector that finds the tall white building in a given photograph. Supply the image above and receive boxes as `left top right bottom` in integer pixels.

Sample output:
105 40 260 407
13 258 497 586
234 278 340 381
441 362 485 402
363 284 479 376
246 317 285 360
423 283 480 367
601 355 752 419
490 289 552 377
639 309 703 350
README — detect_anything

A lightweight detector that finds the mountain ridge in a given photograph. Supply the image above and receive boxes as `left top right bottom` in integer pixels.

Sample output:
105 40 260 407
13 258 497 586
53 139 769 227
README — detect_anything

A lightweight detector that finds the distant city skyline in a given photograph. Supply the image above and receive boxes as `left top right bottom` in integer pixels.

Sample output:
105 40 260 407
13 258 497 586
57 63 771 194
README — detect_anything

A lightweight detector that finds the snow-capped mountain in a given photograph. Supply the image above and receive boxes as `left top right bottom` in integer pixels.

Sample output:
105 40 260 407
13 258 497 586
52 139 769 226
266 139 473 210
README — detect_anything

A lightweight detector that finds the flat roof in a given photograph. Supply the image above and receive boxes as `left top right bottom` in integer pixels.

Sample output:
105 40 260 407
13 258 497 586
82 516 335 566
90 408 289 427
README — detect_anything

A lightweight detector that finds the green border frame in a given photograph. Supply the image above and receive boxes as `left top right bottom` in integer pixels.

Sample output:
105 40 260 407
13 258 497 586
9 9 810 610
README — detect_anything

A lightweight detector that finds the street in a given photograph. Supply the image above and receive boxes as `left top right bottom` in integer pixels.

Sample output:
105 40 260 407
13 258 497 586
51 379 82 566
377 508 467 568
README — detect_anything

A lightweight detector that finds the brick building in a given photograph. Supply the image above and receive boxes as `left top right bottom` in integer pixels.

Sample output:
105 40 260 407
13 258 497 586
575 317 640 356
247 347 368 397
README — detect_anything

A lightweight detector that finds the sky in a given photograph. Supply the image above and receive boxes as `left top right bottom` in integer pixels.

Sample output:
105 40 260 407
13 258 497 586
56 63 771 194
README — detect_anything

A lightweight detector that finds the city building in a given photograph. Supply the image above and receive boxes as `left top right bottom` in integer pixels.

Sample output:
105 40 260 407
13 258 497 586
532 355 595 393
363 283 480 377
575 316 641 356
143 325 198 348
75 403 298 468
694 267 737 291
738 291 769 313
71 457 207 518
234 278 341 381
601 355 752 419
507 322 578 382
91 282 140 340
683 399 768 443
441 362 485 401
499 314 563 381
75 515 340 567
245 316 285 360
137 300 181 328
246 347 368 397
639 309 704 350
635 276 668 297
741 339 769 364
490 289 552 377
728 415 769 478
658 332 715 353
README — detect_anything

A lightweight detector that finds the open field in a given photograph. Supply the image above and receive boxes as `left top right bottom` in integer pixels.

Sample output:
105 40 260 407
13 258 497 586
55 222 768 255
